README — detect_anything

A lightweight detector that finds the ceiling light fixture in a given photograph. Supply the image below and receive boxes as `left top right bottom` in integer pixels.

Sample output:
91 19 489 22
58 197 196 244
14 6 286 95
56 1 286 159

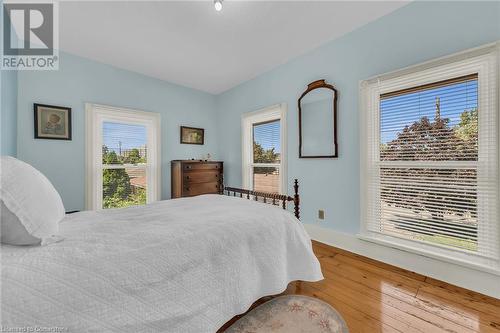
214 0 223 12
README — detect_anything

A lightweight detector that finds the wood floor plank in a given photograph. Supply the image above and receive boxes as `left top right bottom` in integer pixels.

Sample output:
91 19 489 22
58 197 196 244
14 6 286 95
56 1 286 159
312 240 427 282
417 283 500 319
312 244 338 259
307 280 425 332
325 253 499 331
416 289 500 332
295 283 402 333
319 250 500 332
334 273 498 333
319 271 488 333
318 255 420 297
422 277 500 315
333 253 424 291
316 274 477 333
220 242 500 333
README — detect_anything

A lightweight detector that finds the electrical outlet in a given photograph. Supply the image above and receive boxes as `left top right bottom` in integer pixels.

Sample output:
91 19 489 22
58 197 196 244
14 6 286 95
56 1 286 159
318 210 325 220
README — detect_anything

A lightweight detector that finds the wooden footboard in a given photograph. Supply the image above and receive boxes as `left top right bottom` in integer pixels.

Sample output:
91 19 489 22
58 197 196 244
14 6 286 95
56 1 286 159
223 179 300 220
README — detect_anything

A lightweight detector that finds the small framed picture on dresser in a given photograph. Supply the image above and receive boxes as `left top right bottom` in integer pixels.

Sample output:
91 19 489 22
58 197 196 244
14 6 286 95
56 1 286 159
34 103 72 140
180 126 204 145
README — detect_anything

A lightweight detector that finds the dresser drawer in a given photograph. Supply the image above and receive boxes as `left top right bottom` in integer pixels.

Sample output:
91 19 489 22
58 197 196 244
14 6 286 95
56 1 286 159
182 182 221 197
171 160 223 199
183 162 221 172
184 171 220 184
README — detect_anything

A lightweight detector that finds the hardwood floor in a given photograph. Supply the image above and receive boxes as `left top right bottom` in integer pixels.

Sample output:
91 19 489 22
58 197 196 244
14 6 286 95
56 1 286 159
220 240 500 333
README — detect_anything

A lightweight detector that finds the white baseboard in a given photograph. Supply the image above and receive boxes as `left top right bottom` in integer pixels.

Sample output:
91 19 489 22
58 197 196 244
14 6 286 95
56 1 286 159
304 223 500 299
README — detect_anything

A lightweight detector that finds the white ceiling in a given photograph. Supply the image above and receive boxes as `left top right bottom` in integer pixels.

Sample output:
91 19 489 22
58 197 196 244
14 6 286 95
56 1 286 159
59 1 408 94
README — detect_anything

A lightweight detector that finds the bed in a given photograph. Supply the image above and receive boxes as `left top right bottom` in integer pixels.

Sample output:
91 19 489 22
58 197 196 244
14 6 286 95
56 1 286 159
1 188 323 332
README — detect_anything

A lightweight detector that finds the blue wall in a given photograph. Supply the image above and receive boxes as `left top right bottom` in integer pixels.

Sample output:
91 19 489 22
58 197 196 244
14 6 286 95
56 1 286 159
1 69 18 156
5 0 499 297
1 3 18 157
10 1 500 219
17 52 217 211
215 1 500 232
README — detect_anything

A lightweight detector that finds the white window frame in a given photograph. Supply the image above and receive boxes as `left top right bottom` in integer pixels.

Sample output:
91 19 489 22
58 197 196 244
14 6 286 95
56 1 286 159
85 103 161 210
242 103 287 194
360 42 500 274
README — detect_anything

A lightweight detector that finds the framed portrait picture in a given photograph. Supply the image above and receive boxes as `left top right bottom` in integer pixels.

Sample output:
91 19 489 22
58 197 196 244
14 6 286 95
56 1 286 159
34 104 72 140
180 126 204 145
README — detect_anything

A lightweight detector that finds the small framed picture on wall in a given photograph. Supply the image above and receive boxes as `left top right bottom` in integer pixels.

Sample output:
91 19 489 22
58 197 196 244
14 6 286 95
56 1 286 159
34 103 72 140
180 126 204 145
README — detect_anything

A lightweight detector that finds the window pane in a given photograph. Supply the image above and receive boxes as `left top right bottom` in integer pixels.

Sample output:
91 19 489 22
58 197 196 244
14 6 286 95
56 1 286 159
102 122 148 209
377 75 481 253
102 122 147 165
253 166 279 193
380 77 478 161
253 120 280 163
103 167 147 209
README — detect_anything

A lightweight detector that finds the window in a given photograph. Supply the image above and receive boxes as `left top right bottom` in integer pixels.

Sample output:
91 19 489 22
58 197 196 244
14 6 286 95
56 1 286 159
242 104 287 194
85 104 161 210
360 44 499 272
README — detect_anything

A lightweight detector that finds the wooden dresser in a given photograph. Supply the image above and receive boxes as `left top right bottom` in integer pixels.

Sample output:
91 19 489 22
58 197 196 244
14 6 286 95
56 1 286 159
171 160 223 198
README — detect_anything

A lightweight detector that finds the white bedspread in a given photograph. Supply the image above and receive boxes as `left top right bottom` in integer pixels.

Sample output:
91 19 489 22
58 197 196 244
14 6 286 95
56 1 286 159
1 195 323 333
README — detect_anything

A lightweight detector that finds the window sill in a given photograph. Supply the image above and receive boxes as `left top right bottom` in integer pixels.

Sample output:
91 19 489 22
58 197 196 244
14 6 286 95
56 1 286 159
357 233 500 276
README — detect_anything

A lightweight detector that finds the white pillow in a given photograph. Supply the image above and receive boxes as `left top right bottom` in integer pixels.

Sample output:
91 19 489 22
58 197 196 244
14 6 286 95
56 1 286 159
1 201 40 245
0 156 65 245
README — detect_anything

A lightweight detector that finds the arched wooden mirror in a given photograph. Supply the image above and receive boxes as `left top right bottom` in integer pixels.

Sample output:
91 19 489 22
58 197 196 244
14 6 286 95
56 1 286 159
298 79 338 158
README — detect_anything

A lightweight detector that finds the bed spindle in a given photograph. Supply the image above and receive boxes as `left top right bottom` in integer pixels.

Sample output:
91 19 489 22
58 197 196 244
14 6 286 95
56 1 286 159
222 179 301 220
293 179 300 220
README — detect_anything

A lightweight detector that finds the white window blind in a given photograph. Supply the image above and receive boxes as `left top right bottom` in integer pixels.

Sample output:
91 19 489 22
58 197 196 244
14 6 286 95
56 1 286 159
253 120 281 193
360 44 499 273
242 104 287 194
